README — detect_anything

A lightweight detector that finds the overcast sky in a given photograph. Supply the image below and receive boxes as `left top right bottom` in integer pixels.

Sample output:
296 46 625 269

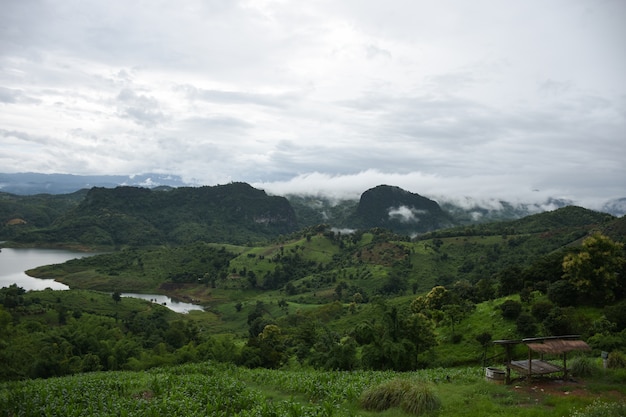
1 0 624 208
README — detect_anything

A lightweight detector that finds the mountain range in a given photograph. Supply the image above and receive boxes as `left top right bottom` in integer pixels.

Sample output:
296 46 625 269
1 172 624 248
2 172 624 218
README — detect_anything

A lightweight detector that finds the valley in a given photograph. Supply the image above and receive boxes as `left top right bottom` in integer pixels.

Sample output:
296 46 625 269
1 182 625 416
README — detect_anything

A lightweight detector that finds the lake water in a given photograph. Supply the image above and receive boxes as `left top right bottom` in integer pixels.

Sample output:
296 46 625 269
0 247 203 313
121 293 204 314
0 247 84 290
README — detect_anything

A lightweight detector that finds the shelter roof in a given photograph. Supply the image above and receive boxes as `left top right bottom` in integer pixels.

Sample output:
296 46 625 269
526 339 591 354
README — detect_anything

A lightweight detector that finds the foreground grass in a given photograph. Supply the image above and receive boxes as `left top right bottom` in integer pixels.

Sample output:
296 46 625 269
2 363 624 417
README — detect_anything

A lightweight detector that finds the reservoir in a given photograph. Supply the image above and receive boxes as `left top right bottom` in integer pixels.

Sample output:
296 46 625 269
0 247 82 290
0 247 203 313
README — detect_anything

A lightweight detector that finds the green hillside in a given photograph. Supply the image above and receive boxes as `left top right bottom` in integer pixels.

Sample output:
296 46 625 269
1 198 625 417
4 207 621 378
0 190 86 240
5 183 298 248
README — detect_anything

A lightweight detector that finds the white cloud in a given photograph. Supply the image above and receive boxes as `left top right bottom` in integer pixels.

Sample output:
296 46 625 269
388 206 426 223
0 0 624 208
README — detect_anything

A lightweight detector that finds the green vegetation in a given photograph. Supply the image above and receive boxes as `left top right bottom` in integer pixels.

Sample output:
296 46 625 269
3 183 298 248
2 220 623 380
1 362 625 416
0 190 86 242
359 378 441 415
1 187 626 414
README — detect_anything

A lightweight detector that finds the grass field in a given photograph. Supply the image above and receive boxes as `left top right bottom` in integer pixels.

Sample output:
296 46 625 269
2 362 625 416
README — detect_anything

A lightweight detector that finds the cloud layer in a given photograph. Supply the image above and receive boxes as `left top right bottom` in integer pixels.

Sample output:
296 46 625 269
1 0 624 208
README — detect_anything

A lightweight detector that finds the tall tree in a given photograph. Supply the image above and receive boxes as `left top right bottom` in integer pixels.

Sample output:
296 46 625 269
562 233 625 305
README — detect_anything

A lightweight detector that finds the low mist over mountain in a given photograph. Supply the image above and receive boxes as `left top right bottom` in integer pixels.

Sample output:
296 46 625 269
1 173 623 246
602 198 626 218
436 197 577 225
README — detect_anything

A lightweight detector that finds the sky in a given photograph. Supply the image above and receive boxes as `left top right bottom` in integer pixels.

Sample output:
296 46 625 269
1 0 625 209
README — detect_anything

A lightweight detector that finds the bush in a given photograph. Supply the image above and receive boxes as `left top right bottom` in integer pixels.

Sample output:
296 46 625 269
607 351 626 369
516 312 537 337
531 300 554 321
475 331 492 348
569 356 598 377
360 378 441 415
547 280 578 307
542 307 575 336
500 300 522 320
605 300 626 332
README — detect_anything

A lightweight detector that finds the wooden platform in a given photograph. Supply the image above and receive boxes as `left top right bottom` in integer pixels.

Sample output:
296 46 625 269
509 359 561 376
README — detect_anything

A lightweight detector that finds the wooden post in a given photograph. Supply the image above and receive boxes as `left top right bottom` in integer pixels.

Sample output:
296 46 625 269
527 346 532 384
505 345 511 385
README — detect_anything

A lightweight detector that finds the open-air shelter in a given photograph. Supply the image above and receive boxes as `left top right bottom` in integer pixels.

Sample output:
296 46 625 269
492 335 591 385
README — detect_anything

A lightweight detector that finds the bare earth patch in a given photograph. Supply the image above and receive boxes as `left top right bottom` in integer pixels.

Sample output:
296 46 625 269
511 378 625 404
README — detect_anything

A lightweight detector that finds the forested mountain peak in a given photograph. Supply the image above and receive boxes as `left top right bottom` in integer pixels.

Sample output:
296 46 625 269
349 184 455 235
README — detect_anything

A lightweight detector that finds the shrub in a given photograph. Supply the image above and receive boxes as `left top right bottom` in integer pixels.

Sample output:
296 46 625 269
500 300 522 320
605 300 626 331
542 306 575 336
516 312 537 337
531 300 554 321
360 378 441 415
547 280 578 307
607 351 626 369
569 356 598 378
475 331 492 348
587 333 626 353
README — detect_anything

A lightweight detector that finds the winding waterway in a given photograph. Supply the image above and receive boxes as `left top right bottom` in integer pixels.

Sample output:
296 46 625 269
0 247 203 313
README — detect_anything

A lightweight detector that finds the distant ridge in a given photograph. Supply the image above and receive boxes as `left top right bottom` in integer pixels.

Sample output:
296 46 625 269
1 173 624 228
7 183 297 247
0 172 188 195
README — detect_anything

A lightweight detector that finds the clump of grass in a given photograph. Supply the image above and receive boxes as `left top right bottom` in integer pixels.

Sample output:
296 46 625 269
401 383 442 415
360 378 441 415
569 356 598 377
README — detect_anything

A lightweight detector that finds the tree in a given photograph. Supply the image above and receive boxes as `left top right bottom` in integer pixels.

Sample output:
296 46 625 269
112 291 122 304
562 233 625 306
441 301 474 339
424 286 450 310
404 312 436 356
257 324 285 368
378 273 408 295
